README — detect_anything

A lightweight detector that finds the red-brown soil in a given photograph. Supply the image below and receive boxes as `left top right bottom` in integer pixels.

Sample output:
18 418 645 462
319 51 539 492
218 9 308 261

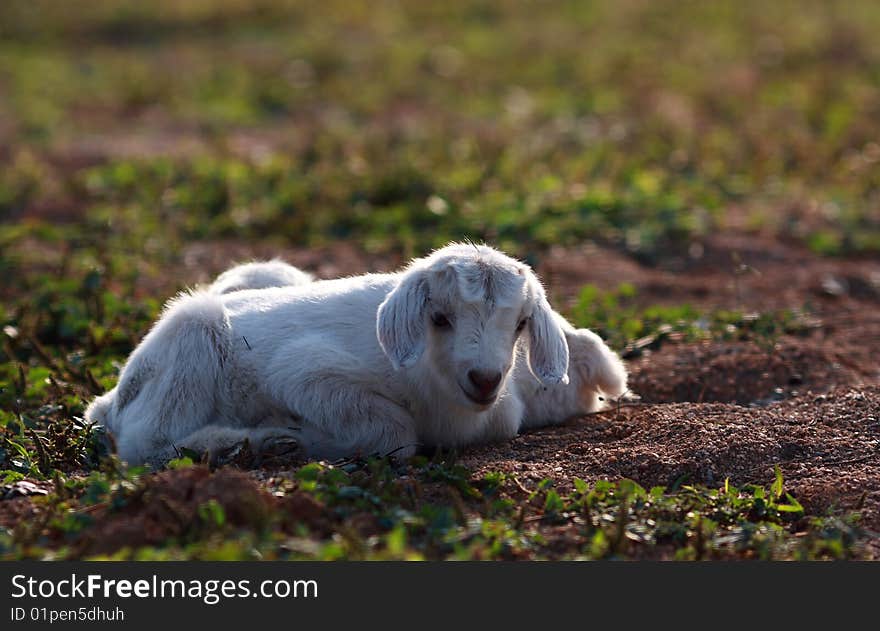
180 232 880 557
461 386 879 530
4 232 879 558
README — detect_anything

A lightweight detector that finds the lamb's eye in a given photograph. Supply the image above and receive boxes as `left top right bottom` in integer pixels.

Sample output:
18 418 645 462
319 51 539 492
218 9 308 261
431 313 452 328
515 317 529 334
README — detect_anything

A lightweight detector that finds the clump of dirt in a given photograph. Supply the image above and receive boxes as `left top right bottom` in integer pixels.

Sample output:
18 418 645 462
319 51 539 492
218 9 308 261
0 481 51 535
278 489 329 531
0 496 43 531
460 385 880 532
627 339 864 405
72 466 276 556
51 465 337 557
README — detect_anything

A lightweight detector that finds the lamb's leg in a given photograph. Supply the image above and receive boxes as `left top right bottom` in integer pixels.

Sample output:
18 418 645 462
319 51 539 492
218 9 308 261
266 344 419 460
85 291 234 466
295 384 419 460
518 327 628 429
165 425 301 467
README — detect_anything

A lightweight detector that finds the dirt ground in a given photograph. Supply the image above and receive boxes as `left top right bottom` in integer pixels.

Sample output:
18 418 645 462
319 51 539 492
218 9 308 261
191 233 878 554
474 235 879 555
3 232 878 558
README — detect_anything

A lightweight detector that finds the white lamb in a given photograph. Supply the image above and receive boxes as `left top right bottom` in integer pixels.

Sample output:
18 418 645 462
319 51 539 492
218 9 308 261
85 243 627 466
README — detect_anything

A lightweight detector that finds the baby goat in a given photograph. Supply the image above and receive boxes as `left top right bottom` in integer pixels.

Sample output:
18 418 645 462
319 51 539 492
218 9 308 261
85 243 627 466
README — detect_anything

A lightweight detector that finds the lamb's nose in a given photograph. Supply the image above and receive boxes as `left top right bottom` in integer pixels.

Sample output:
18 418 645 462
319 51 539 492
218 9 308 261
468 370 502 398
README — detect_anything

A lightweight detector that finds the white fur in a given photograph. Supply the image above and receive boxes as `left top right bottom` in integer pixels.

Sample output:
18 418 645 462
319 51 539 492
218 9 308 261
209 259 313 294
85 245 628 466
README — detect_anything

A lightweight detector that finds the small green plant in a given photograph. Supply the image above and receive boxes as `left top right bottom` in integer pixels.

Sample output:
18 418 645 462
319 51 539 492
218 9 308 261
571 283 817 355
0 454 864 561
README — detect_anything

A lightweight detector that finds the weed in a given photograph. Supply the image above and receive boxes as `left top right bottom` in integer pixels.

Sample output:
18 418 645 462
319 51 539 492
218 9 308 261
570 283 816 355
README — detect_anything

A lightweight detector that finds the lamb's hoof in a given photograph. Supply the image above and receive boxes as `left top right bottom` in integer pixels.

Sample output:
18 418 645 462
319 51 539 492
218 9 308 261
208 439 256 469
256 435 301 467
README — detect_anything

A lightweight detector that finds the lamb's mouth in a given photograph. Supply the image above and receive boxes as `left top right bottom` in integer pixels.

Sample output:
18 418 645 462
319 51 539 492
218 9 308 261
459 384 498 408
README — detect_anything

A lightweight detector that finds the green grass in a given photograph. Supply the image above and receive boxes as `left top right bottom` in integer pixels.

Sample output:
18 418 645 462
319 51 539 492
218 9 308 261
1 0 877 559
2 0 880 259
571 283 818 356
1 456 864 560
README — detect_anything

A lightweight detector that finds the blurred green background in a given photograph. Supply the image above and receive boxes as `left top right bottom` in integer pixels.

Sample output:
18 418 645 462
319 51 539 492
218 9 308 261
2 0 879 267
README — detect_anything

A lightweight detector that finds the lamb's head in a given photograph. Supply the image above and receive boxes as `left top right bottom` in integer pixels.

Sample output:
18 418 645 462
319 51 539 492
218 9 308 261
377 243 569 410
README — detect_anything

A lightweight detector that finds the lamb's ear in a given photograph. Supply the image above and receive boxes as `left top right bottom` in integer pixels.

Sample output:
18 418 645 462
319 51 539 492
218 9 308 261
527 296 570 386
377 271 429 370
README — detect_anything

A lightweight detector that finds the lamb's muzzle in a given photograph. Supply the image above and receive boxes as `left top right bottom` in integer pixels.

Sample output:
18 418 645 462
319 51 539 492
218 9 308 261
465 369 503 404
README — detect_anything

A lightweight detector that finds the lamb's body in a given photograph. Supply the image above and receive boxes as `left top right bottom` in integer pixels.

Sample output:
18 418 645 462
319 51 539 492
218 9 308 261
86 245 627 466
